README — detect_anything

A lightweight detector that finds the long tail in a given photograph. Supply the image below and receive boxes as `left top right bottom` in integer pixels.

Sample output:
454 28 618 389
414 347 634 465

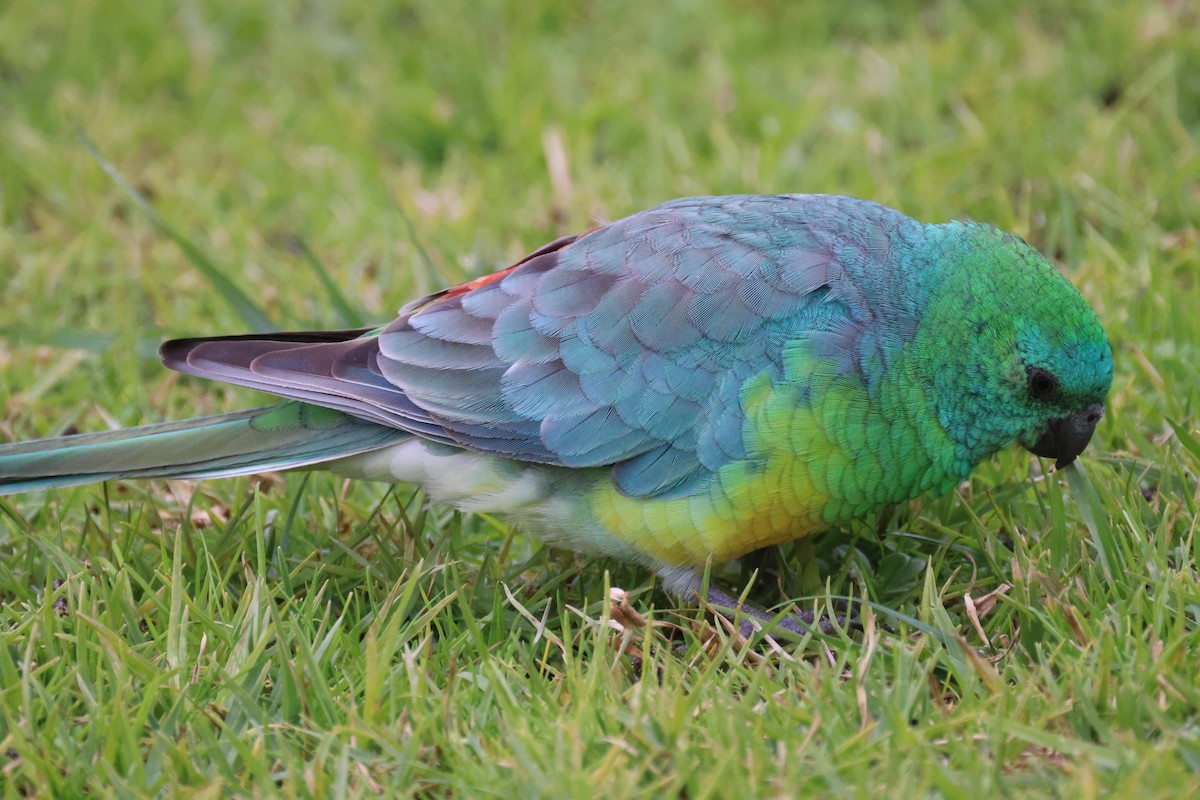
0 402 408 495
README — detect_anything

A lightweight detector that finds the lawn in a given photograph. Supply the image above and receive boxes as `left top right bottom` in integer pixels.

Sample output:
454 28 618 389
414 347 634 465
1 0 1199 796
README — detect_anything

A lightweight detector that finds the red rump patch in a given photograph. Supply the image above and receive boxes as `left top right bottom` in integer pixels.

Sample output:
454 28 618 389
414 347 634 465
432 232 585 304
442 265 519 300
406 231 592 316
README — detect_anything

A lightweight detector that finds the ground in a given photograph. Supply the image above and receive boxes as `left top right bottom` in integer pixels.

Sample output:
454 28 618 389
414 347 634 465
1 0 1199 796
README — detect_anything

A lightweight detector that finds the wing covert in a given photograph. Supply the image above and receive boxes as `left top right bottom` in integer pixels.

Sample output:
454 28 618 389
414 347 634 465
378 195 877 496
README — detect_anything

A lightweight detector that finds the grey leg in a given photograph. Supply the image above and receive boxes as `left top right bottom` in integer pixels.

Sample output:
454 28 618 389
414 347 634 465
703 584 846 637
654 564 853 639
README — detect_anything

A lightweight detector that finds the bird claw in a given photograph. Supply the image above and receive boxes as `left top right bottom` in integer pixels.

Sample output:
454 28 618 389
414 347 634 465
702 585 860 639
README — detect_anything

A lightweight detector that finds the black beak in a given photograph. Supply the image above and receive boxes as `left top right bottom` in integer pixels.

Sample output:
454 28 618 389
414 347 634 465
1026 403 1105 470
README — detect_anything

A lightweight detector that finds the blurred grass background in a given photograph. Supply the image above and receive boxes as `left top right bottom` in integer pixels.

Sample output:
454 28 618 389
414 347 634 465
1 0 1199 796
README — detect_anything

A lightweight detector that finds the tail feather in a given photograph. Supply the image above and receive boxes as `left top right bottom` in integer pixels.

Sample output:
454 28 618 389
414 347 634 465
0 402 408 495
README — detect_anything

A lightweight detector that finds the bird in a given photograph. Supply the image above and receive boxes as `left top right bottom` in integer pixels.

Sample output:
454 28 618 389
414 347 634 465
0 194 1112 633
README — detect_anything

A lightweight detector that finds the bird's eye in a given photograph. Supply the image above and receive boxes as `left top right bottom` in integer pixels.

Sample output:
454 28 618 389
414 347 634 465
1027 366 1059 400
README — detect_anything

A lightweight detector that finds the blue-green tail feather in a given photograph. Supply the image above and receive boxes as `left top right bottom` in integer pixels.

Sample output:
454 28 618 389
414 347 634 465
0 402 408 495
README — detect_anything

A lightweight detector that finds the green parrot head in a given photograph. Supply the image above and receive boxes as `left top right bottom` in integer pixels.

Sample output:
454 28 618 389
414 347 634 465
1009 308 1112 469
921 222 1113 471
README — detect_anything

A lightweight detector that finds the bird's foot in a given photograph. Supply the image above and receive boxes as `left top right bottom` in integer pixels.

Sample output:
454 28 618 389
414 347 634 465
701 585 857 639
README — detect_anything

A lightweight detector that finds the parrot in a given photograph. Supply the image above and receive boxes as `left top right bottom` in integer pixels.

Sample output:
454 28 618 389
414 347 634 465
0 194 1112 633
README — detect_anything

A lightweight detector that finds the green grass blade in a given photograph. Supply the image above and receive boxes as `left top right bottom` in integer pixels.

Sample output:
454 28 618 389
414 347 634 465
292 238 366 328
76 130 277 333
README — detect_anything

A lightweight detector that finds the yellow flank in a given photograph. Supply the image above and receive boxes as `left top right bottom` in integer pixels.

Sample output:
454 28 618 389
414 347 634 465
589 372 857 566
587 353 955 567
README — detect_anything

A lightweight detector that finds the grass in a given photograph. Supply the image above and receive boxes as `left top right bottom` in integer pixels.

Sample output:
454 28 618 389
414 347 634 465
1 0 1199 796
